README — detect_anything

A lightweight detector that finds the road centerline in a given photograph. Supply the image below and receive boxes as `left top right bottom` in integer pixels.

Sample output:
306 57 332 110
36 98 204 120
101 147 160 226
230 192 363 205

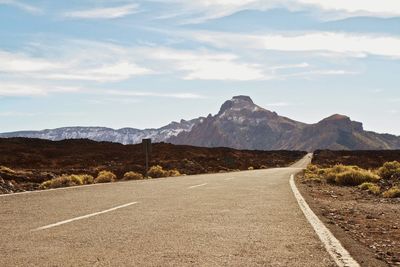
32 202 139 231
188 183 207 189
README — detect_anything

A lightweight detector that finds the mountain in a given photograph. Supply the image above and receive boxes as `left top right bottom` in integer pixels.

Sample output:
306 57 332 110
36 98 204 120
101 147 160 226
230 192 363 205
0 118 204 145
1 96 399 151
170 96 400 151
169 96 306 149
272 114 400 151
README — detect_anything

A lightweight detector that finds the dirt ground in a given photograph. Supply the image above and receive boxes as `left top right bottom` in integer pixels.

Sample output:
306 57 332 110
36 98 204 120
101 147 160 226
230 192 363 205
297 174 400 267
0 137 306 194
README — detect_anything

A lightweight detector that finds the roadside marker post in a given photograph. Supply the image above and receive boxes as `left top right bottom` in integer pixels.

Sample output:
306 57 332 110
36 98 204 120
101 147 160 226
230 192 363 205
142 138 152 177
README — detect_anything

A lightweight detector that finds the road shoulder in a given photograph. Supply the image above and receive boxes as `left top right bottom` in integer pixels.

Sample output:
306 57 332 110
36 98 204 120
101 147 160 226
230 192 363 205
295 173 390 267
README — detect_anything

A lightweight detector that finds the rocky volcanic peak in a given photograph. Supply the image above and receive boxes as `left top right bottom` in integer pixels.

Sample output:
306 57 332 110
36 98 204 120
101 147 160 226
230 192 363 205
170 96 305 150
218 95 254 114
218 95 264 116
216 96 294 128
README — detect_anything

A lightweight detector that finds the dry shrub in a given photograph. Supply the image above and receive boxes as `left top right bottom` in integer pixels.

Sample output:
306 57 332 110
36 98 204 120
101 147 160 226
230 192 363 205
248 166 254 170
95 171 116 183
322 165 379 186
325 172 336 184
79 174 94 185
378 161 400 180
123 171 144 181
334 169 379 186
0 166 16 174
358 182 380 195
147 165 167 178
305 164 320 180
147 165 181 178
306 164 318 173
383 186 400 198
167 169 181 177
39 174 94 189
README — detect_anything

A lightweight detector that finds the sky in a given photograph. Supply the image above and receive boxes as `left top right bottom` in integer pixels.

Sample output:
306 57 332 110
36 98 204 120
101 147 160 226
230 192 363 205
0 0 399 135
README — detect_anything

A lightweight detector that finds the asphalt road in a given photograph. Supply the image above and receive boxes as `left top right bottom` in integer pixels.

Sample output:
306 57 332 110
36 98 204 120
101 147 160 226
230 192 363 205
0 154 336 266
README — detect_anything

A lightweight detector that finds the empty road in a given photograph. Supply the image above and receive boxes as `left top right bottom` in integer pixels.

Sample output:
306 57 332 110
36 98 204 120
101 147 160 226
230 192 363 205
0 154 337 266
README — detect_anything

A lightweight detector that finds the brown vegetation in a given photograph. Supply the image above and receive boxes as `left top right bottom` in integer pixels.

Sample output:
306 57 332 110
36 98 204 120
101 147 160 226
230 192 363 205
147 165 181 178
123 171 144 181
306 164 380 186
358 182 380 195
94 171 116 183
39 174 94 189
378 161 400 180
383 186 400 198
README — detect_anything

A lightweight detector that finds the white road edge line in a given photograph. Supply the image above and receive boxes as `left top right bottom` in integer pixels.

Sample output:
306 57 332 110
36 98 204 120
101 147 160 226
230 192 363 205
32 202 139 231
188 183 207 189
289 175 360 267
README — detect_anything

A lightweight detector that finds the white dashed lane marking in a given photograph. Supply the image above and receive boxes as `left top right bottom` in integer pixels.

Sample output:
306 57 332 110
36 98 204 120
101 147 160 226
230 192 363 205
188 183 207 189
32 202 139 231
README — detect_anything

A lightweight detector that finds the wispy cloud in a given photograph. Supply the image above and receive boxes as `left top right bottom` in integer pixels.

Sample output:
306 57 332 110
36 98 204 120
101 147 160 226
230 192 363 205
0 0 42 14
281 69 359 79
265 102 292 107
45 62 151 82
152 0 312 24
137 47 268 81
0 50 62 72
0 83 80 97
64 4 139 19
0 111 40 117
269 63 310 71
297 0 400 17
0 37 360 91
188 31 400 58
0 42 152 83
153 0 400 24
105 90 207 99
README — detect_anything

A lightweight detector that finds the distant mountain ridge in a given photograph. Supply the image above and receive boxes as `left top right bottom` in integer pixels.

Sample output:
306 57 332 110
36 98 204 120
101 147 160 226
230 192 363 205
0 118 205 145
1 96 399 151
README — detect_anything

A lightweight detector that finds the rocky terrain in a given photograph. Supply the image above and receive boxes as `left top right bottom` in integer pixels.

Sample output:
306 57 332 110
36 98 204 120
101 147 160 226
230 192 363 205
313 150 400 169
2 96 400 151
297 174 400 267
297 151 400 266
0 137 306 194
